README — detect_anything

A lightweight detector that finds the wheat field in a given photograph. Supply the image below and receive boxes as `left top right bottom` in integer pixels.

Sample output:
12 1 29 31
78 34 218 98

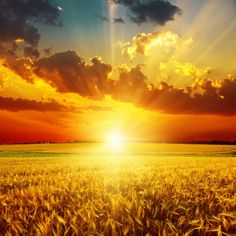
0 143 236 235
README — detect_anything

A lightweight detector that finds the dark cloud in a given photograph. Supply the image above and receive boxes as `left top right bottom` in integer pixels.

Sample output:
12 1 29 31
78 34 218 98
34 51 113 99
94 14 110 22
24 46 40 58
112 66 236 115
113 17 125 23
4 47 236 116
0 0 61 47
95 15 125 24
113 64 149 104
0 96 68 112
111 0 182 25
139 79 236 116
0 0 61 76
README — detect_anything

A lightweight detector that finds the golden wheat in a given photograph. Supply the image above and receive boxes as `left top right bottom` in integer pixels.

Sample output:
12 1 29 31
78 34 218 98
0 146 236 235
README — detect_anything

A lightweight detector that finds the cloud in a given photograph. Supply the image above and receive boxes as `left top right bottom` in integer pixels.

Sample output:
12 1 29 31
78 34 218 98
111 65 236 115
0 0 61 48
0 96 68 112
112 64 150 104
44 47 53 56
113 17 125 23
121 31 192 60
95 15 125 24
0 77 4 89
34 51 113 99
95 15 110 22
3 52 35 83
110 0 182 25
172 61 212 80
24 46 40 58
157 60 212 85
0 67 9 90
0 0 61 76
138 77 236 116
20 50 236 115
2 47 236 116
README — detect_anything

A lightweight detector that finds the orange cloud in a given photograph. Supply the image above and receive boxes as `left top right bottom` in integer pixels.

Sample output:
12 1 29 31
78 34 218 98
111 66 236 116
3 54 35 83
0 96 69 112
0 22 214 119
0 66 9 89
112 64 149 104
140 77 236 115
1 49 236 116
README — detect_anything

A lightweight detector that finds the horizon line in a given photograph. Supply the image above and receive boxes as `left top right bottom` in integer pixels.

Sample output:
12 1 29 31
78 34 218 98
1 140 236 146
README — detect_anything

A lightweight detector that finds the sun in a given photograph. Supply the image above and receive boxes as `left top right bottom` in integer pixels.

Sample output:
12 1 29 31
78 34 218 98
107 133 124 148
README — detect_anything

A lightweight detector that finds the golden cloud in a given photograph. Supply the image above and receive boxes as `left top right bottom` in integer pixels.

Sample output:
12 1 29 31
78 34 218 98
121 31 192 60
1 47 236 116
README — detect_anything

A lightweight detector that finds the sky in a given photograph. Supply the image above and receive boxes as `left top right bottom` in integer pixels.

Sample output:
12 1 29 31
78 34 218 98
0 0 236 143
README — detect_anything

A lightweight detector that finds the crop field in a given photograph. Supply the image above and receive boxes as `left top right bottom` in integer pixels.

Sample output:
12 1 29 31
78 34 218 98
0 143 236 235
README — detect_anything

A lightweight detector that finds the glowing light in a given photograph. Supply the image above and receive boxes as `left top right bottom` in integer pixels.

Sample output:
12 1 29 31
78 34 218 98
108 1 117 64
57 6 63 11
14 38 24 44
107 133 124 147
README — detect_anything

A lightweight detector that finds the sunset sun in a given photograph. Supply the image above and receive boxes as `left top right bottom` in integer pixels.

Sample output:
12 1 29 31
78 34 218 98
107 132 124 147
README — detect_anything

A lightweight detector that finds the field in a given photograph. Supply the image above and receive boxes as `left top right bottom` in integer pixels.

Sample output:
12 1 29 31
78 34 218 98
0 143 236 235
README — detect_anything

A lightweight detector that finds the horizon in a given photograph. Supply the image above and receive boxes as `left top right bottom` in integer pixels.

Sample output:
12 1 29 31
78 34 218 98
2 139 236 146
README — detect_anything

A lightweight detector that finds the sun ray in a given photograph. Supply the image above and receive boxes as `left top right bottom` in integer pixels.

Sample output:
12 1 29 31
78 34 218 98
108 1 117 65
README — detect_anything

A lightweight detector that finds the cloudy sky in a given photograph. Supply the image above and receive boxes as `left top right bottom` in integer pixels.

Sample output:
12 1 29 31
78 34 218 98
0 0 236 143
